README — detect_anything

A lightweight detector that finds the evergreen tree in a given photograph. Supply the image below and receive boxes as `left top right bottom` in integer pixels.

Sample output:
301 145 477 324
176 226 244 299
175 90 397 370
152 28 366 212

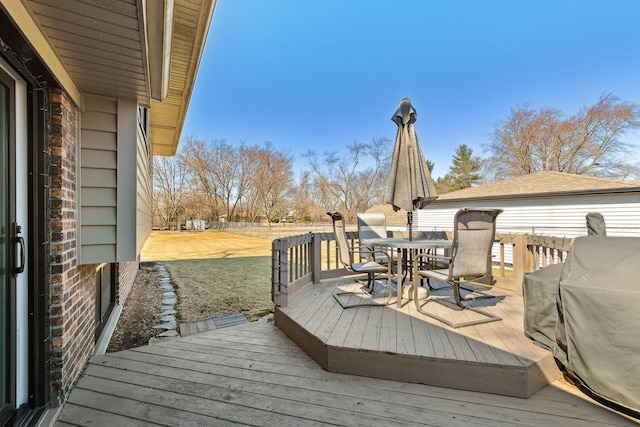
449 144 483 190
435 144 482 193
426 159 435 173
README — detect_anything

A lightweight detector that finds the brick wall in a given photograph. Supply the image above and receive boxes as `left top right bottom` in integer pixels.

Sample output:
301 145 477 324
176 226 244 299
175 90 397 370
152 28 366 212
48 87 98 401
117 260 139 304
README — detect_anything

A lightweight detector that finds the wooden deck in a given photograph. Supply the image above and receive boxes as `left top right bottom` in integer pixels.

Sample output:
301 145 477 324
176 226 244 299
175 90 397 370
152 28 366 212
275 275 560 398
54 320 636 426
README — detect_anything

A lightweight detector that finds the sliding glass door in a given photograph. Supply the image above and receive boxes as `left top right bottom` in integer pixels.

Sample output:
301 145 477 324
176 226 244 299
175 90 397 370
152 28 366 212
0 69 13 426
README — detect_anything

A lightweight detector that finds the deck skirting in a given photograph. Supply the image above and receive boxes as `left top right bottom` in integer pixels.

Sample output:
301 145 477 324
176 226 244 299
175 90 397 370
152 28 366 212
275 277 560 398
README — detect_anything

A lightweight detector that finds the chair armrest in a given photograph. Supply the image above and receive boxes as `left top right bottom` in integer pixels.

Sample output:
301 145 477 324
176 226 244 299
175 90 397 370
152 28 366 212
417 268 449 281
352 246 391 258
414 252 452 263
414 252 452 275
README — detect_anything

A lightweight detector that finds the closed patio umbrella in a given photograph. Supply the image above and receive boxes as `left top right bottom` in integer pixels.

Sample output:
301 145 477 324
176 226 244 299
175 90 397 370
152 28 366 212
384 98 438 239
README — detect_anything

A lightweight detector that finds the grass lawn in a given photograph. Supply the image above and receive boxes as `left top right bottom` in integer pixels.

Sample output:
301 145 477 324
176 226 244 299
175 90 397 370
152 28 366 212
141 230 274 322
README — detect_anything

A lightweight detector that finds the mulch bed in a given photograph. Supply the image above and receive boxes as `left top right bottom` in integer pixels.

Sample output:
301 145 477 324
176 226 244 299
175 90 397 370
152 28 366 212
106 263 164 352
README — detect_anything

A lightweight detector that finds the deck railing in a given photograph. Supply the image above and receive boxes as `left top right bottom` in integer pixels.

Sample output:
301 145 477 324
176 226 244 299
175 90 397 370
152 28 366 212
272 231 574 307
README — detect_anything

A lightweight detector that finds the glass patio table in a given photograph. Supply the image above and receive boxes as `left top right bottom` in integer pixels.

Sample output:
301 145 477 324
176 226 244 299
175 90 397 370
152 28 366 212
362 237 453 308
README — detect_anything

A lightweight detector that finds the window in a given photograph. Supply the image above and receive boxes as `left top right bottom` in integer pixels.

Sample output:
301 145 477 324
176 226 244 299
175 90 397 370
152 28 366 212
94 263 116 341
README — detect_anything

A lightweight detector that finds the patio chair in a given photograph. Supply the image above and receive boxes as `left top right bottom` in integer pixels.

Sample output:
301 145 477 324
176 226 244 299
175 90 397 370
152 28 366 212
328 211 393 308
357 212 394 264
413 208 503 328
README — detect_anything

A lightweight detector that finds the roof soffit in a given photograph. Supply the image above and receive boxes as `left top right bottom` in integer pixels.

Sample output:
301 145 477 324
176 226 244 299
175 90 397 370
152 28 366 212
13 0 216 156
20 0 153 105
150 0 216 156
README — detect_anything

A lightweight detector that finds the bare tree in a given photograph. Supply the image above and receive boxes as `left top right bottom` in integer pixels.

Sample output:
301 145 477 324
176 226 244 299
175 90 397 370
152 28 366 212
304 136 391 222
487 105 561 178
180 136 224 221
208 140 246 221
178 139 293 224
487 93 640 179
287 171 324 222
153 155 188 229
249 143 293 226
556 93 640 178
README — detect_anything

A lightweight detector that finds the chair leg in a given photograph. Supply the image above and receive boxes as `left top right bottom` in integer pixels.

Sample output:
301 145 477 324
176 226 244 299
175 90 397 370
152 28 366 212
413 280 501 328
422 277 435 290
449 280 501 327
366 272 375 293
457 279 497 301
333 272 393 308
453 281 462 305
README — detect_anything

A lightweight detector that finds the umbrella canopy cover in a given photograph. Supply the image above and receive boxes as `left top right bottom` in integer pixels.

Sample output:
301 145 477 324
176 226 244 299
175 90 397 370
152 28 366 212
384 98 438 212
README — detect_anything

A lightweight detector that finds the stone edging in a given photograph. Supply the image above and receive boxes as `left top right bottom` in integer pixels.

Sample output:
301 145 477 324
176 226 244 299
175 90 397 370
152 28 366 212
150 261 252 340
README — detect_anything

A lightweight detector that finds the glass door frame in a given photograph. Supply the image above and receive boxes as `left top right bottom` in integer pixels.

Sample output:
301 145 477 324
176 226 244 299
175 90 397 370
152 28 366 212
0 39 51 421
0 57 18 427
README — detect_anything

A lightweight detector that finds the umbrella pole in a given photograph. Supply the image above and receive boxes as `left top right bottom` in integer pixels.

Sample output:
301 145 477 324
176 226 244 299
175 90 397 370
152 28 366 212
408 211 413 241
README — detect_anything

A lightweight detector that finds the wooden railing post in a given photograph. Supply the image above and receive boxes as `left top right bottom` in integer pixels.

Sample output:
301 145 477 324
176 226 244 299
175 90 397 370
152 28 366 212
512 233 528 285
271 238 289 307
311 232 321 284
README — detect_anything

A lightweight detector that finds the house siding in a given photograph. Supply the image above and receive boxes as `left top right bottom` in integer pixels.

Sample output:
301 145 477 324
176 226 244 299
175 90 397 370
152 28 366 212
80 95 118 264
80 96 140 263
116 98 138 261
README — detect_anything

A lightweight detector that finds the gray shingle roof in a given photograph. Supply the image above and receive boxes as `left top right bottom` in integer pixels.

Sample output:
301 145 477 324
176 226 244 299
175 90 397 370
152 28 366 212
435 171 640 202
365 204 409 227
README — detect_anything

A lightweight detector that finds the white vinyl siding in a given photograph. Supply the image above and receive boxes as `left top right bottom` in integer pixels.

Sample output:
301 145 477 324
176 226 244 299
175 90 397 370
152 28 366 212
417 194 640 237
415 192 640 265
80 95 139 264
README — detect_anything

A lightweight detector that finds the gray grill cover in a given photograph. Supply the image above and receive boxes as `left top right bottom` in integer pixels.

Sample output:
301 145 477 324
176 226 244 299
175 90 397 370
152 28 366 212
522 263 565 352
586 212 607 236
554 236 640 414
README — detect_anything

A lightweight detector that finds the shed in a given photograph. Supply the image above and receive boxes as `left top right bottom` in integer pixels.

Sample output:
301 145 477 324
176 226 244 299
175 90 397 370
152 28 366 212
416 171 640 238
185 219 207 230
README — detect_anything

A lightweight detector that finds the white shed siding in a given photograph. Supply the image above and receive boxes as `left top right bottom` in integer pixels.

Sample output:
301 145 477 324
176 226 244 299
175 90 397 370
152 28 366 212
415 193 640 265
418 194 640 236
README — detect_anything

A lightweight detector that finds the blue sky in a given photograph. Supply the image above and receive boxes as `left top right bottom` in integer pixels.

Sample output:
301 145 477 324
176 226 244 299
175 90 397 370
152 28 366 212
182 0 640 180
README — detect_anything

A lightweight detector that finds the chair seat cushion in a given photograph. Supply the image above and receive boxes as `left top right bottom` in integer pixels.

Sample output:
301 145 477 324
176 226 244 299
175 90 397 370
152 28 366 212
371 253 395 264
352 260 388 273
417 268 449 282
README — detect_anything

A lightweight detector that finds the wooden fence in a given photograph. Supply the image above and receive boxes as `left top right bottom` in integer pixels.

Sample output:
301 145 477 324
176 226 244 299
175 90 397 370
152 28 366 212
271 231 574 307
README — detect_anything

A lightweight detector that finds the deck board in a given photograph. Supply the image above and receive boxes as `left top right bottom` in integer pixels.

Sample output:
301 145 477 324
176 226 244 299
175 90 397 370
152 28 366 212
275 276 558 397
55 321 636 426
378 300 397 353
343 304 371 349
395 300 416 355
